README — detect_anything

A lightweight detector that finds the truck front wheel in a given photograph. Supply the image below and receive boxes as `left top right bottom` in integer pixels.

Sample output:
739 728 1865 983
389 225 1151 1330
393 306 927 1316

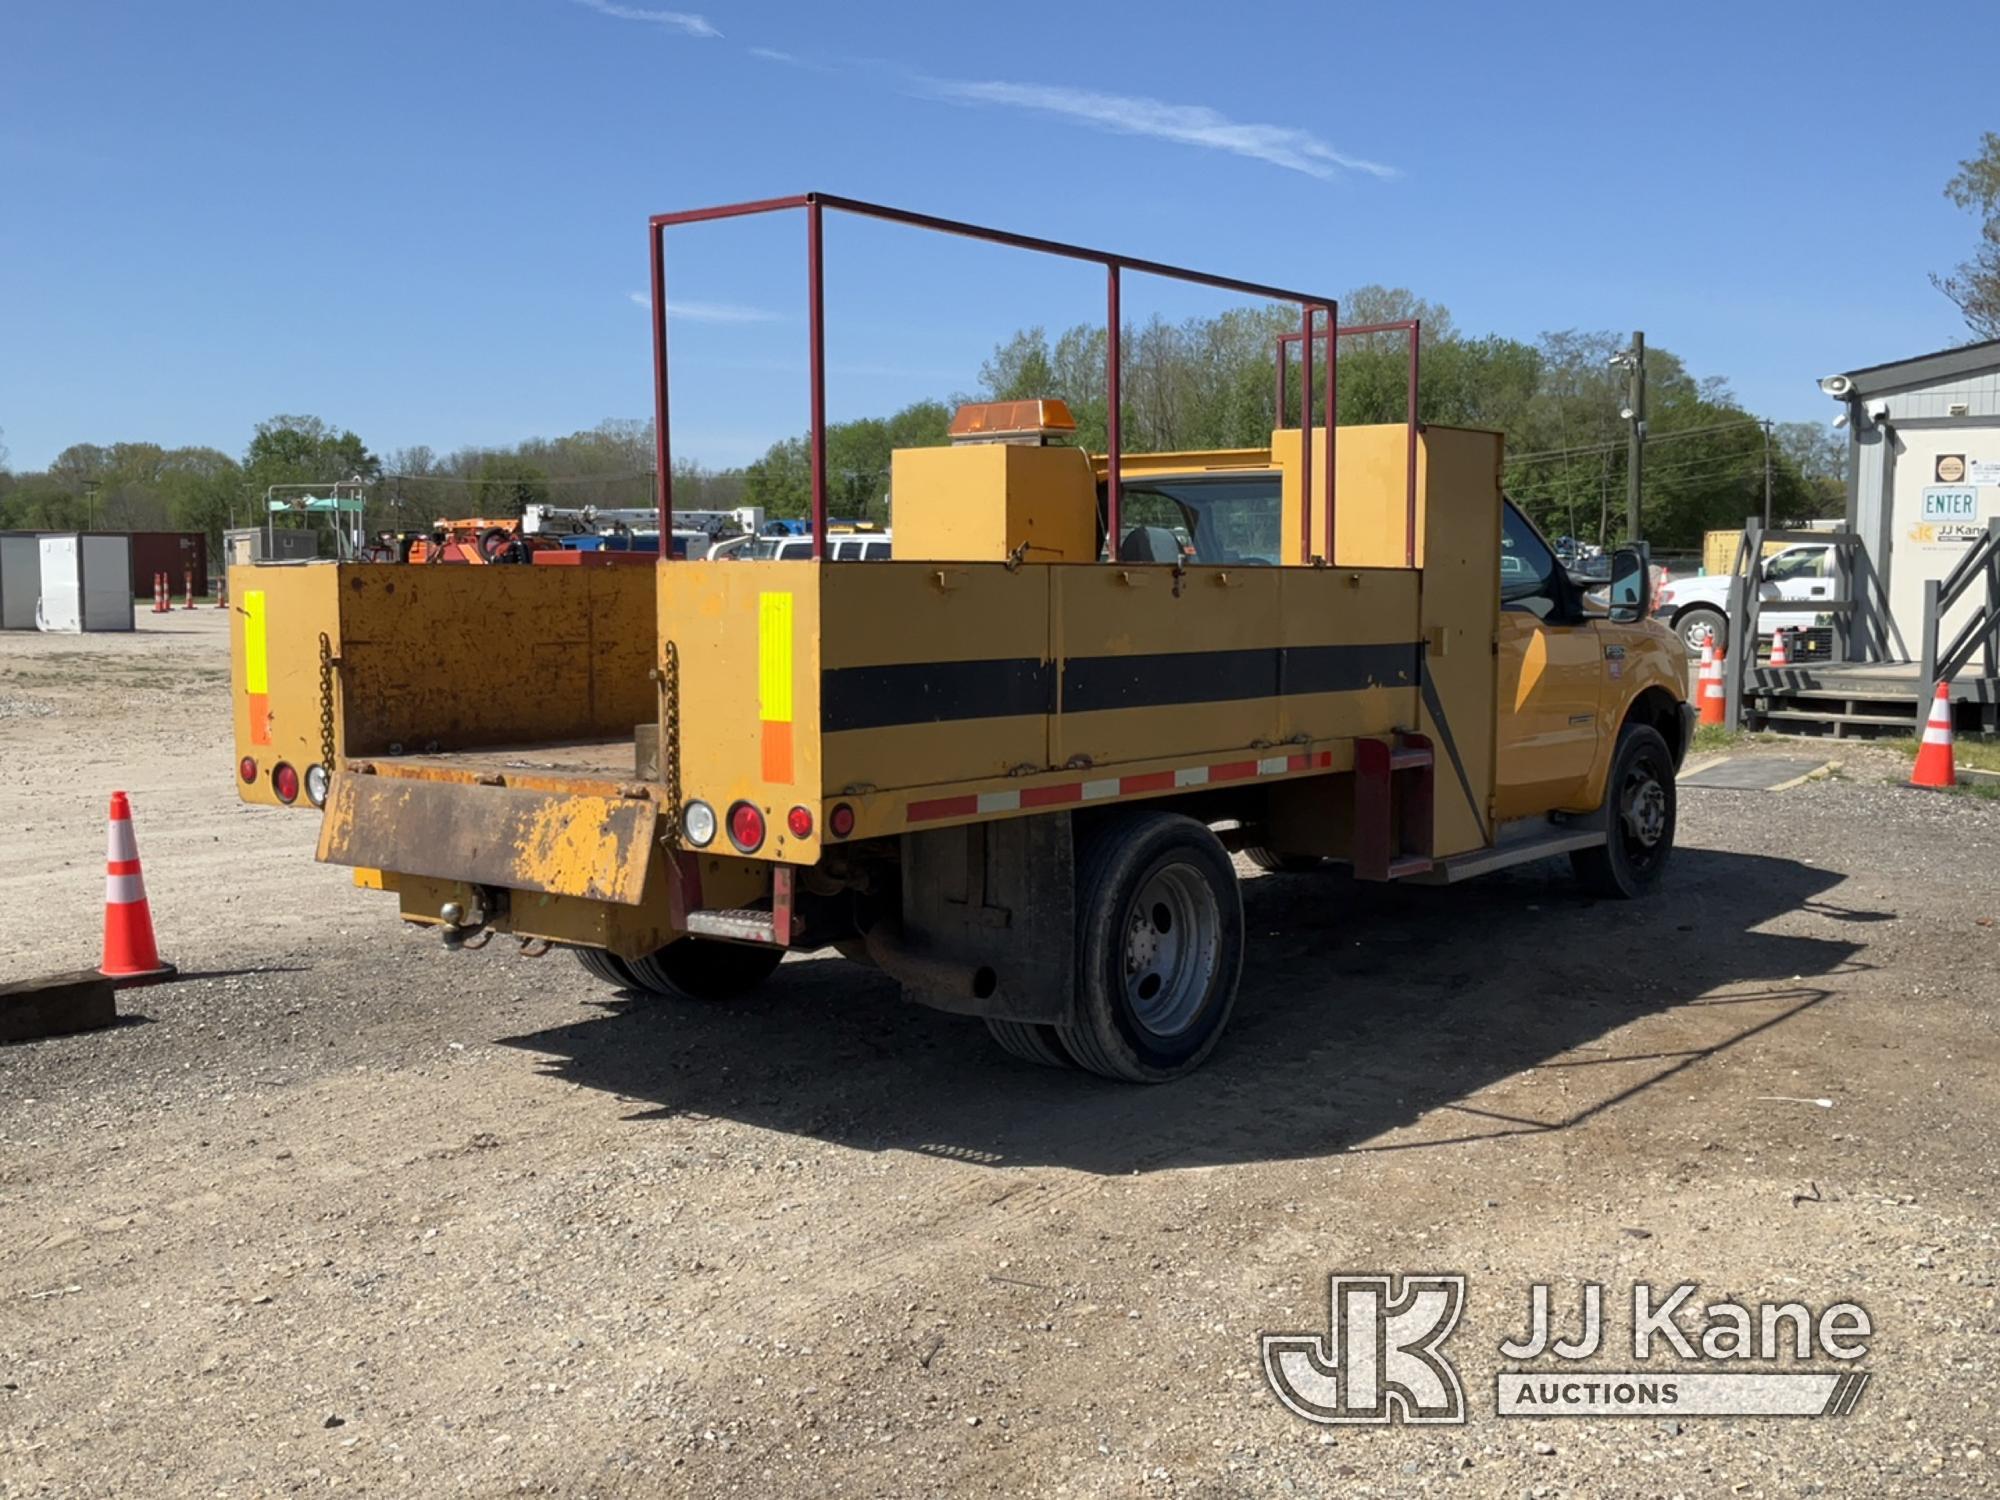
626 938 784 1000
1571 724 1677 899
1060 812 1245 1083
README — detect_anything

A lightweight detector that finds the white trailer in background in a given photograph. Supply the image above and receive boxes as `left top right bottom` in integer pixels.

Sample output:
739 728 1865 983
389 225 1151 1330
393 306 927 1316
33 535 134 633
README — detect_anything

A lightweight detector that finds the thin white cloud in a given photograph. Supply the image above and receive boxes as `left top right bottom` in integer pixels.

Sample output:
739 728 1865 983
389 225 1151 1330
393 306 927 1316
915 76 1397 181
573 0 720 39
628 291 781 323
748 46 799 64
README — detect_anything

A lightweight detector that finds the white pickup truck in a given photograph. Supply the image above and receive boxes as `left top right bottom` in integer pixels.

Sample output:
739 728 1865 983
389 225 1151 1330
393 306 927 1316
1648 541 1836 654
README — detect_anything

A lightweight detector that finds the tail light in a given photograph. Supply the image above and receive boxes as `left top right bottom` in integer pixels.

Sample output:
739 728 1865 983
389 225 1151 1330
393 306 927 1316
272 762 300 804
726 801 765 853
828 802 856 839
239 756 258 784
305 764 331 807
786 805 813 839
682 799 717 847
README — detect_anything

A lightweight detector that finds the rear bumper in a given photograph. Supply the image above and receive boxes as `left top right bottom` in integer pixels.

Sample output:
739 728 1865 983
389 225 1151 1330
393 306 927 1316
317 771 660 904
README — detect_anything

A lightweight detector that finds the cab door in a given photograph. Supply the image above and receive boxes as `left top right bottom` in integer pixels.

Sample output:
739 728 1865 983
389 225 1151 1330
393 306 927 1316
1495 503 1604 819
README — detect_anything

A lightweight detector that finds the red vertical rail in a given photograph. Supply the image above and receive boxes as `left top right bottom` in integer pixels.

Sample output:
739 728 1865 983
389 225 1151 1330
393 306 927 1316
1404 317 1421 567
649 224 672 548
1298 307 1314 564
1105 263 1121 556
1324 307 1337 568
1274 338 1287 432
806 201 828 559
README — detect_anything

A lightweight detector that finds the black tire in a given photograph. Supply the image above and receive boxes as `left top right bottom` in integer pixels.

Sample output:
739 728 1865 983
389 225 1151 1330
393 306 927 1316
1675 606 1726 656
1058 812 1245 1083
1571 724 1677 899
573 946 640 989
1243 845 1324 873
984 1019 1075 1069
478 527 512 561
625 938 784 1000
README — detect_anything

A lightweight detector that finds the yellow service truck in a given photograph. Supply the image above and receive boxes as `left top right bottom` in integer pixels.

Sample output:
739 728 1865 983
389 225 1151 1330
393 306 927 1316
229 198 1691 1083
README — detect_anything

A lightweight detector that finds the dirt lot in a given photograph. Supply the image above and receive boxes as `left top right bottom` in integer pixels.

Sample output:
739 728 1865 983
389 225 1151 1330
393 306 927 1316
3 610 1998 1498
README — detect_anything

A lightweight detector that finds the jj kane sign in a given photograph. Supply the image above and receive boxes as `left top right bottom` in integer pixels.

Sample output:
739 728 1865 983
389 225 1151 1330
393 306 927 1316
1263 1275 1871 1426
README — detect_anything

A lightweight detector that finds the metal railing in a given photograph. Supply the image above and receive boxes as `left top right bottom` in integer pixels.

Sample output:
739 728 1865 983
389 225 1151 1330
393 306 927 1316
1918 515 2000 718
647 192 1343 561
1721 517 1868 730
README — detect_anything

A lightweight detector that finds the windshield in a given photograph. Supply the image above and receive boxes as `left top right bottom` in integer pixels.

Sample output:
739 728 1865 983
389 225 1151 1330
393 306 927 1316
1110 474 1283 565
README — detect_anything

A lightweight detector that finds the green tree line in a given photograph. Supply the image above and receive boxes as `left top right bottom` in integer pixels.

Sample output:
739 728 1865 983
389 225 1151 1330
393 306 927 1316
2 287 1844 554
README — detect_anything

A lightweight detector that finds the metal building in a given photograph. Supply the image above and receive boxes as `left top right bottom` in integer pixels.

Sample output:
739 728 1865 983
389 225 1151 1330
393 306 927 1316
1732 340 2000 734
1825 338 2000 663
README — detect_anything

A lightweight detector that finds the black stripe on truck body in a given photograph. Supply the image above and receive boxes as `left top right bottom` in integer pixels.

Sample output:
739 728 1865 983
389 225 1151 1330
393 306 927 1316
821 642 1422 732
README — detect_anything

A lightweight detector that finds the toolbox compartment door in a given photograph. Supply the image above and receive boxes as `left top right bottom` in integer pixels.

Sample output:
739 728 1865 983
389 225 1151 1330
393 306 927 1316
316 773 660 905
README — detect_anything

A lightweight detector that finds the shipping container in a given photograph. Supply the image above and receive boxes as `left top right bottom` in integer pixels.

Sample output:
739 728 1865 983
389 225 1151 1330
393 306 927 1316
0 534 41 629
35 534 134 632
122 530 208 598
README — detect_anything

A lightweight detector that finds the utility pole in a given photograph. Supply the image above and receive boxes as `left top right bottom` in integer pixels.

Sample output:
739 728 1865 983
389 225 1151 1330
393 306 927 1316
1610 332 1646 541
1762 419 1774 529
1625 331 1645 542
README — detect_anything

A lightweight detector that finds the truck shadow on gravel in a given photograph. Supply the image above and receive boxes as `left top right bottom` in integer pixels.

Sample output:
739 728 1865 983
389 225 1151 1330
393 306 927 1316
496 849 1878 1175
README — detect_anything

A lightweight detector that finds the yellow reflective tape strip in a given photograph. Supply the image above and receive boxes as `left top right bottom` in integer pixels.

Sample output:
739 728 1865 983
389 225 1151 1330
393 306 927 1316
243 590 269 695
757 591 793 723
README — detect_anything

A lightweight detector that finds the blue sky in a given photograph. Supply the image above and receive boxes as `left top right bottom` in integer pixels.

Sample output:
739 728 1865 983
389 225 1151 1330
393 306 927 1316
2 0 1994 473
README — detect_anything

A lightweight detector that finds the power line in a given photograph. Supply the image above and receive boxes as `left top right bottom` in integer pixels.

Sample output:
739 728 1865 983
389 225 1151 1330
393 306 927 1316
1504 418 1767 465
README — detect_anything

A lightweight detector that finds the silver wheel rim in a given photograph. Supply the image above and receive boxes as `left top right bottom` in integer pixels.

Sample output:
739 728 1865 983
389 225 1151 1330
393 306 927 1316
1122 862 1221 1038
1621 768 1668 851
1682 619 1712 653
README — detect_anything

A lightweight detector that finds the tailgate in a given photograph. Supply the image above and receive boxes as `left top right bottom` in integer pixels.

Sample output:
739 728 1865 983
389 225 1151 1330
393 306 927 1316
316 772 660 905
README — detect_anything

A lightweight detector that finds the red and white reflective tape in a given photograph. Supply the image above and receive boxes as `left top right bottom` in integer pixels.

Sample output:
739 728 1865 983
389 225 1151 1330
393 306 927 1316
105 812 146 904
907 750 1335 824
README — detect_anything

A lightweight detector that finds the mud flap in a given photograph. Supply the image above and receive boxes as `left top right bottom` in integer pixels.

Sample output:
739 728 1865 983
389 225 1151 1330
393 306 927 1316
898 813 1076 1025
316 772 660 905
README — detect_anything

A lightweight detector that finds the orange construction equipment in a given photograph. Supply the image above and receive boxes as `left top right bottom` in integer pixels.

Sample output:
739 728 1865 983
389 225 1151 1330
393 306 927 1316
1910 683 1958 790
99 791 175 983
405 518 563 565
1698 643 1728 727
1770 626 1789 667
152 572 170 613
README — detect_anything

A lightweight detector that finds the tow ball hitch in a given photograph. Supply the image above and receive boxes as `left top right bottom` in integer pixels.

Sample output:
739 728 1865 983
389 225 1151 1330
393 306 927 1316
438 887 507 951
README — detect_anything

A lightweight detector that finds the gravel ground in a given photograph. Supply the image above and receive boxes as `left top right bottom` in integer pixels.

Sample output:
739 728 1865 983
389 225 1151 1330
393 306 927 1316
3 612 1998 1498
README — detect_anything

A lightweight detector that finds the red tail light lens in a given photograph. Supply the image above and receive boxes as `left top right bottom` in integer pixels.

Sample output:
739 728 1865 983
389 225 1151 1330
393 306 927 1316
272 762 300 804
786 805 813 839
828 802 856 839
239 756 258 784
726 801 765 853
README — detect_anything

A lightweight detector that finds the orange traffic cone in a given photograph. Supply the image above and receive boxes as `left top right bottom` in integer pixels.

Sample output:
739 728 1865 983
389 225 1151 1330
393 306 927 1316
1910 683 1958 790
99 791 175 984
152 573 170 613
1770 626 1789 667
215 571 229 608
1699 644 1728 727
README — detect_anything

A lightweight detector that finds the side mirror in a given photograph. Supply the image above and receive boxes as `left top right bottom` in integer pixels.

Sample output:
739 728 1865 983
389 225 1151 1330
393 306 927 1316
1609 545 1650 621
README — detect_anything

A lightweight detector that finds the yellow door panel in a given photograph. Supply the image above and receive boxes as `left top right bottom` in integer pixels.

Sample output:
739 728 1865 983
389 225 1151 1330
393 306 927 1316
1495 613 1603 818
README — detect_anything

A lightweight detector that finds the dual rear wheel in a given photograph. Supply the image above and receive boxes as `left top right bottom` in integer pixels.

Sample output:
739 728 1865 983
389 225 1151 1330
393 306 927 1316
987 811 1246 1084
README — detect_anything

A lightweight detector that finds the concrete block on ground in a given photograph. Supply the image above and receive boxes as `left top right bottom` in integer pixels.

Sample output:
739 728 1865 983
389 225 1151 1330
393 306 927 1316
0 969 118 1043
